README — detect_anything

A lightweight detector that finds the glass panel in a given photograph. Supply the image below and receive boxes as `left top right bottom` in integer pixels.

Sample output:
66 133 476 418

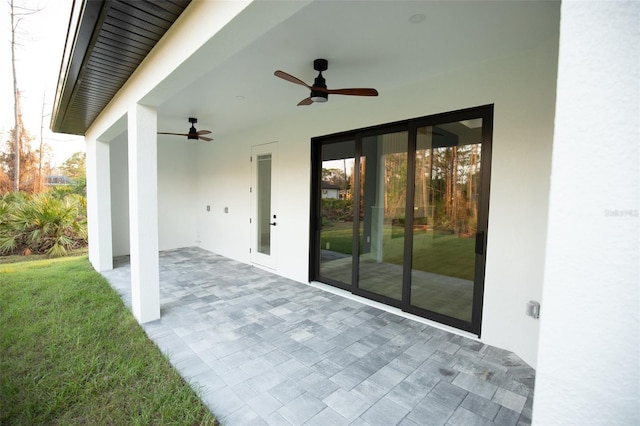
358 131 408 301
319 141 355 285
411 122 482 322
257 154 272 255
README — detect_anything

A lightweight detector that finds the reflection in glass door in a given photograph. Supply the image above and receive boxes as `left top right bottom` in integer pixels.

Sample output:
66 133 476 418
358 131 408 302
257 154 272 255
318 140 355 287
410 123 483 323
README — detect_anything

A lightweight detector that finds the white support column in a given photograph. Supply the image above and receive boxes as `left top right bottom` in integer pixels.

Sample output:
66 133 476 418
128 104 160 323
86 137 113 272
533 2 639 425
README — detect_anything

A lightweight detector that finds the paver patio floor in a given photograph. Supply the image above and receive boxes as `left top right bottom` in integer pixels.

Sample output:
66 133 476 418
102 247 535 426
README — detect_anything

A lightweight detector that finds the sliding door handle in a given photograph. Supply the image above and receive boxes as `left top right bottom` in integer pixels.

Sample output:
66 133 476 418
475 231 485 255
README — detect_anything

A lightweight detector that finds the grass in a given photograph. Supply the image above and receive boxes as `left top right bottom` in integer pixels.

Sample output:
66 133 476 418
0 248 88 265
321 221 475 280
320 222 357 254
0 256 218 425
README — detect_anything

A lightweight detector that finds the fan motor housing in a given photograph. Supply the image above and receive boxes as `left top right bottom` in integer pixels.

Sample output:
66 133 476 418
311 64 328 102
311 75 327 101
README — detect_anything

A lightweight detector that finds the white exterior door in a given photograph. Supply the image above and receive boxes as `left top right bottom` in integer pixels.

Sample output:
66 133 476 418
251 142 277 269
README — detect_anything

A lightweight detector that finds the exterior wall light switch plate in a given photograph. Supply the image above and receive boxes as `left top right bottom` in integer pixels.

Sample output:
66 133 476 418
526 300 540 319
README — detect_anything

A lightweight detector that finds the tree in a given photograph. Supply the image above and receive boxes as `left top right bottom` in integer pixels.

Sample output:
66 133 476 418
322 167 347 188
9 0 41 191
1 124 40 193
59 152 86 180
0 168 11 193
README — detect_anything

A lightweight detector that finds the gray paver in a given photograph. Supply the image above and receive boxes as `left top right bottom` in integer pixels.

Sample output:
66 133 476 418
323 388 370 421
298 371 340 399
495 406 521 426
429 381 469 409
306 407 350 426
387 380 431 410
460 393 501 420
222 407 266 425
277 392 326 425
268 379 305 405
447 406 496 426
102 247 536 426
245 392 283 418
361 396 410 425
407 394 455 426
350 378 388 405
452 372 498 400
492 387 527 414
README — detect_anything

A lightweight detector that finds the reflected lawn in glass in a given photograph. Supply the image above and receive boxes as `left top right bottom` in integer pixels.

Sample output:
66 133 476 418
321 221 475 280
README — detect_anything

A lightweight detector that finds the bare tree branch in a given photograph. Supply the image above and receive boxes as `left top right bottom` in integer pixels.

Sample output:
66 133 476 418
9 0 42 191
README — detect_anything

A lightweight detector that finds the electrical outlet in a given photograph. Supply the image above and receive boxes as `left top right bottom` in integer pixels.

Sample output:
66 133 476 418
526 301 540 319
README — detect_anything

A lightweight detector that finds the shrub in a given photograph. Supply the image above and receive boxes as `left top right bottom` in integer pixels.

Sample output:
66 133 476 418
0 192 87 257
321 198 353 223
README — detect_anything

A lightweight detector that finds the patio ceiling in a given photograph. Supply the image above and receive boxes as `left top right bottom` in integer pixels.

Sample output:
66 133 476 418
52 0 559 138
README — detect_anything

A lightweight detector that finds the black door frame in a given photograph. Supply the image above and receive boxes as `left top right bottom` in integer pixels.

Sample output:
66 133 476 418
310 105 493 336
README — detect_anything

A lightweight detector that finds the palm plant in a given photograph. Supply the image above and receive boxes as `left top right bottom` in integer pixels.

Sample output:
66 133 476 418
0 192 87 257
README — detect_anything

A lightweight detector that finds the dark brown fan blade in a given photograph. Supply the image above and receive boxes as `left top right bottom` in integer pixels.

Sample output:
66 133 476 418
297 97 313 106
322 88 379 96
275 70 312 89
198 135 213 142
158 132 189 136
196 130 212 135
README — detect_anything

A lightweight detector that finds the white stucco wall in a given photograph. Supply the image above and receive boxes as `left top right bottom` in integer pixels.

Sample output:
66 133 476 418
157 139 198 251
194 29 560 367
110 131 201 255
109 132 130 257
533 2 639 424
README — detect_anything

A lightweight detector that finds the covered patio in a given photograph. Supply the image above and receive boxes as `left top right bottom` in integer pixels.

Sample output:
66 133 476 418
102 247 534 425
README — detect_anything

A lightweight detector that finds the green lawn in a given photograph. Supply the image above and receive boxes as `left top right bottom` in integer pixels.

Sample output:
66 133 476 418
321 221 475 280
0 248 88 265
0 256 218 425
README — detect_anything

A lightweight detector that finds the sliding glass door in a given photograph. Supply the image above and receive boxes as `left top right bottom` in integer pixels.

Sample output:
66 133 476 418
311 105 492 334
410 123 483 324
357 130 408 302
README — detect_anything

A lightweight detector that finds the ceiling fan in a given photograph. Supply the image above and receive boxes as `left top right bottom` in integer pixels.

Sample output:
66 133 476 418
158 117 213 141
274 59 378 106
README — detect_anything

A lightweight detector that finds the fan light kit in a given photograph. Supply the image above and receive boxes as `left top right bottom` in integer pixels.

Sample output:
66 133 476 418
274 58 378 106
158 117 213 141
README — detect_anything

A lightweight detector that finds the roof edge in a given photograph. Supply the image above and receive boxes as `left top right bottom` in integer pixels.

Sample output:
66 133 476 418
51 0 107 135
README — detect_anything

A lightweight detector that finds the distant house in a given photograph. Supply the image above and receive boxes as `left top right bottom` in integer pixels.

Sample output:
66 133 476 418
50 2 638 424
44 175 75 188
321 182 341 199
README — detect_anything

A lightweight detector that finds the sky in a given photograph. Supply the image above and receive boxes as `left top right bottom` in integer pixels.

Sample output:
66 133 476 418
0 0 84 167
